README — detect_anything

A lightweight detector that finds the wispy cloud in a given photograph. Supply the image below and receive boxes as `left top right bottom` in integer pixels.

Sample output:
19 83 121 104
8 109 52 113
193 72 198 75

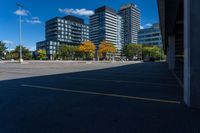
140 26 144 29
26 17 42 24
14 9 29 16
2 40 13 44
14 9 41 24
59 8 94 16
145 23 152 27
140 23 153 29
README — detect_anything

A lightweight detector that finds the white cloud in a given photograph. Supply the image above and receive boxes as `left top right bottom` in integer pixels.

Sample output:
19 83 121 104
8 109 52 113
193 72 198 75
140 23 153 29
2 40 13 44
59 8 94 16
26 17 42 24
145 23 152 27
14 9 41 24
14 9 29 16
28 46 36 51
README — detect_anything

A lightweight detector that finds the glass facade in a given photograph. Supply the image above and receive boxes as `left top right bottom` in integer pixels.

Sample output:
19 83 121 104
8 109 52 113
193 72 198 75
138 23 162 46
119 3 141 45
37 15 89 60
45 17 89 43
89 6 123 53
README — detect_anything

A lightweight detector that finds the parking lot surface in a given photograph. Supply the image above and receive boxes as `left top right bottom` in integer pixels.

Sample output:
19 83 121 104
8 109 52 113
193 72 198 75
0 61 200 133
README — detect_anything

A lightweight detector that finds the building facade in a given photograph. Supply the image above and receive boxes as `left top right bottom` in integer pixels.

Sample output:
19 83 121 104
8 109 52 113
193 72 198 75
36 41 60 59
89 6 123 53
37 15 89 60
119 3 141 45
158 0 200 108
138 23 162 46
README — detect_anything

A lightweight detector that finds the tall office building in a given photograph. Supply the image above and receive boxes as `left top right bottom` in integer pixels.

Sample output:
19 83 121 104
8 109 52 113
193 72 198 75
119 3 141 45
37 15 89 60
138 23 162 46
89 6 123 53
116 15 123 51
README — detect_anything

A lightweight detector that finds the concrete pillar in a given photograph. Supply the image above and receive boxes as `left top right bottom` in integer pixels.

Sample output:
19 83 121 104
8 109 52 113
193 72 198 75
167 47 170 65
184 0 200 108
168 35 175 70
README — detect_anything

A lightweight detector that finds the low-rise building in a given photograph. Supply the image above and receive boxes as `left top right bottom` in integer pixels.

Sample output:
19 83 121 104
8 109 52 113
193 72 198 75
138 23 162 46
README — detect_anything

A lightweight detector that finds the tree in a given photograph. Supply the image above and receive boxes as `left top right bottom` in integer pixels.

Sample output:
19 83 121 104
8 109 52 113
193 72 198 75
57 44 69 60
98 41 116 60
122 44 142 60
0 41 7 60
79 41 96 60
142 45 164 60
37 49 46 60
11 45 32 60
56 44 79 60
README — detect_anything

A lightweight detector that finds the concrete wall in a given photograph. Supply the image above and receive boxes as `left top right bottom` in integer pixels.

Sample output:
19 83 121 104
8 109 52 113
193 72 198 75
184 0 200 108
168 35 175 70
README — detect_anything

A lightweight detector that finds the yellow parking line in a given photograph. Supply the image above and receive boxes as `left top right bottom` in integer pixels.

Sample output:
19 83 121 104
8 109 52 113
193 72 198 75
21 84 181 104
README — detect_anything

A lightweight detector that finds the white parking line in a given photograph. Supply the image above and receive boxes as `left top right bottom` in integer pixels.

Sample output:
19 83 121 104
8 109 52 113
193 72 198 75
21 84 181 104
64 76 180 87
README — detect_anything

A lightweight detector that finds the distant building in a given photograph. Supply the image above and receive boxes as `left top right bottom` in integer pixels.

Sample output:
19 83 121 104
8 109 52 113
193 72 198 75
36 15 89 60
138 23 162 46
119 3 141 45
89 6 123 54
36 40 59 60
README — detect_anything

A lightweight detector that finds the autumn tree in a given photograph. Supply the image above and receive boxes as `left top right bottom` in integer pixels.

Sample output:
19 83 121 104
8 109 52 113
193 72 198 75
79 41 96 60
98 41 116 60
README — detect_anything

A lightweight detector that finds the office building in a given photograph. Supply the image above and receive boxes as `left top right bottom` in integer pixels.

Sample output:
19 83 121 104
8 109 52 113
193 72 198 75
89 6 123 53
138 23 162 46
37 15 89 60
119 3 141 45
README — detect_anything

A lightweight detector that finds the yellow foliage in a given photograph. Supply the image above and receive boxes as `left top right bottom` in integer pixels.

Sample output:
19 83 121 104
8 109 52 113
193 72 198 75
79 41 96 53
98 41 116 58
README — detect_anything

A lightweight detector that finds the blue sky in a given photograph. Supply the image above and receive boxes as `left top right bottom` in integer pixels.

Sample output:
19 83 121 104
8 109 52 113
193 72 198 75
0 0 159 51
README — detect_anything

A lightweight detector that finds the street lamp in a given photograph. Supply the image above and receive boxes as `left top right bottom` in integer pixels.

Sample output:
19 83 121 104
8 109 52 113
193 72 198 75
17 3 23 63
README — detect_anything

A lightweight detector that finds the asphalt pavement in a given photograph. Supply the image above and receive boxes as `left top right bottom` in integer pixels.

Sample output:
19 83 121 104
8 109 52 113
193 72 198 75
0 62 200 133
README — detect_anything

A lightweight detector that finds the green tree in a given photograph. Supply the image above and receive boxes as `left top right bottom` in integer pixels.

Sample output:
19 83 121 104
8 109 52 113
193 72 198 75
11 45 32 60
122 44 142 60
57 44 79 60
37 49 46 60
0 41 7 60
142 45 164 60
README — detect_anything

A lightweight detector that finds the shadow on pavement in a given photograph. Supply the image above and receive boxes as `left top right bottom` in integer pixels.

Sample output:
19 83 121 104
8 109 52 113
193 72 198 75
0 62 200 133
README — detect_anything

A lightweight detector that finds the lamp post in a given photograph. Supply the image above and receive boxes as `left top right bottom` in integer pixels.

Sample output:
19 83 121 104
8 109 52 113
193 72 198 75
17 3 23 63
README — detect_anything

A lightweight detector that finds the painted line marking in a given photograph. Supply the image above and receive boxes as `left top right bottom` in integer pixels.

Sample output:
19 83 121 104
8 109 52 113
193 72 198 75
21 84 181 104
64 76 179 87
